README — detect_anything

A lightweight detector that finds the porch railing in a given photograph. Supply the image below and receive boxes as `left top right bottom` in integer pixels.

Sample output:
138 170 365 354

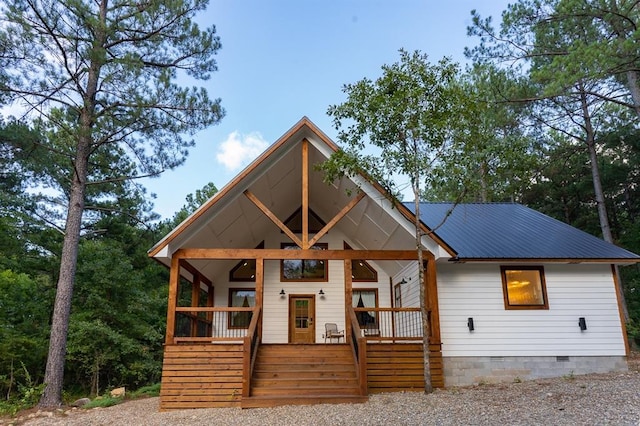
242 306 262 397
173 307 256 343
347 306 368 396
353 307 422 342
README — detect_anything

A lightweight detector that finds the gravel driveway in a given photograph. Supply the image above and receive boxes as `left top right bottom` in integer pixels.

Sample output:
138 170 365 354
10 367 640 426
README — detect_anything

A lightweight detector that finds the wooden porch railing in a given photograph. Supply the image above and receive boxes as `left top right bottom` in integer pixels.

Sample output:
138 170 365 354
353 307 422 342
173 306 256 343
347 306 368 396
242 306 262 398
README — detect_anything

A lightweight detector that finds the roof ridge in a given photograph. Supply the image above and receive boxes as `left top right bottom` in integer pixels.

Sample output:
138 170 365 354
408 201 520 205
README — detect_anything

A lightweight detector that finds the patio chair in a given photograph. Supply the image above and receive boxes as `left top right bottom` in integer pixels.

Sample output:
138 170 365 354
323 323 345 343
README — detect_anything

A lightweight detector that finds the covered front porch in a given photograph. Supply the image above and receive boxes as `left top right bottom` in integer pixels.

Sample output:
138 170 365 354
150 120 449 409
158 248 443 410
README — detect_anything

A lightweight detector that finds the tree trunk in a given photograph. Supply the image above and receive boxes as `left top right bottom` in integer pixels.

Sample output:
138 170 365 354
579 83 629 321
579 83 613 243
625 70 640 120
38 146 89 407
414 185 433 393
39 0 106 406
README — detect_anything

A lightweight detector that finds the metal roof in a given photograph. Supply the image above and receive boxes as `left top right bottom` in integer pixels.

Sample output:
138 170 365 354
404 202 640 261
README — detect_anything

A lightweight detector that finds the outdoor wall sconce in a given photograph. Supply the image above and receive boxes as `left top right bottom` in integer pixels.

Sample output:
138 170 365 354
467 317 475 332
279 289 285 298
319 289 325 296
578 317 587 331
399 277 411 285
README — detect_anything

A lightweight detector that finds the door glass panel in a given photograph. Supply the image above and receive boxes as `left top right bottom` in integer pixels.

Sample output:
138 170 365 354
295 299 309 328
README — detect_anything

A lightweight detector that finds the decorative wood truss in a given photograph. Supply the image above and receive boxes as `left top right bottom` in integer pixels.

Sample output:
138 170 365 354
164 138 441 348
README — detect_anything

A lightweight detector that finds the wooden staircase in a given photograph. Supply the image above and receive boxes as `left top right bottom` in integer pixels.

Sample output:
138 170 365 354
241 344 368 408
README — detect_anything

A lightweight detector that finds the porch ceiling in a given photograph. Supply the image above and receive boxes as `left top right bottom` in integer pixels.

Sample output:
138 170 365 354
152 119 429 282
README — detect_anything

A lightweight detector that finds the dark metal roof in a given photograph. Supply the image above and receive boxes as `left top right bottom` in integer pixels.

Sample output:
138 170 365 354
404 202 640 261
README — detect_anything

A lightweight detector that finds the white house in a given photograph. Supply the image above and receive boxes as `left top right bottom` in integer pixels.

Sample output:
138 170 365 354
149 117 639 410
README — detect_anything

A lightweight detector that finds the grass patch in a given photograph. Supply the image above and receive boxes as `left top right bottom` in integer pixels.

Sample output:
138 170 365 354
82 396 123 409
81 383 161 409
129 383 160 398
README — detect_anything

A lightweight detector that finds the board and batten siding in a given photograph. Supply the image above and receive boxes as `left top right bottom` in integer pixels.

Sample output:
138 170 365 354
212 228 392 344
437 263 625 357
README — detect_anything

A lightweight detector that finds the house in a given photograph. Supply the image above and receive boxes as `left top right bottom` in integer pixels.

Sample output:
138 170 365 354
149 117 640 410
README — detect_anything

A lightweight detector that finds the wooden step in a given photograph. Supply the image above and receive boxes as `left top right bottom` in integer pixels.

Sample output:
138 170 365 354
246 344 365 407
253 369 356 379
241 395 368 408
251 386 362 397
252 377 359 388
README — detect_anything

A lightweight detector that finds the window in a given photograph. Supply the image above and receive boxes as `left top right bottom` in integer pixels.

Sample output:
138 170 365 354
228 289 255 328
281 243 328 281
394 283 402 308
344 242 378 281
353 289 378 331
283 207 326 233
229 242 264 282
501 266 548 310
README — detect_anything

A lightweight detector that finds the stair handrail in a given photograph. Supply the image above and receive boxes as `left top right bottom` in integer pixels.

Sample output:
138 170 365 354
241 305 262 398
347 305 368 396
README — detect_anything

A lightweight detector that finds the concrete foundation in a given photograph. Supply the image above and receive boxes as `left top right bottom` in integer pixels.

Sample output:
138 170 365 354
443 355 628 387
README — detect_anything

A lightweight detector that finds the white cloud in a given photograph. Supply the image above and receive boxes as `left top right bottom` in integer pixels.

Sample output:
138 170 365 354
216 131 269 171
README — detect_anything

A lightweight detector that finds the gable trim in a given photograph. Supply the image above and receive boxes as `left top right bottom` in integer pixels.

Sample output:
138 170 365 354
149 117 331 257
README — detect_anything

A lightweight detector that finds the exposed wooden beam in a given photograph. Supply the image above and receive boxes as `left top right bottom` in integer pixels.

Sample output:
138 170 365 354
174 248 420 260
308 192 365 247
243 189 303 248
165 256 180 344
302 138 309 249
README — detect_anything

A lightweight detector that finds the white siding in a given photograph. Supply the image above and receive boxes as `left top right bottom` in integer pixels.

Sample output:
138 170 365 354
437 263 626 357
212 228 392 344
395 262 420 307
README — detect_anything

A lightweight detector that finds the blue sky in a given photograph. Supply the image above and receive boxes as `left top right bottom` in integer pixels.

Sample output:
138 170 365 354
144 1 512 220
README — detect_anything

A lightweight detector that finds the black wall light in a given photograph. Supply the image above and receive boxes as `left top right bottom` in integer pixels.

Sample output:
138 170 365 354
467 317 475 332
578 317 587 331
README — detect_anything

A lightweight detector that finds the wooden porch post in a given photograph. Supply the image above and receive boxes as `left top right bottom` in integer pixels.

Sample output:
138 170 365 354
344 258 353 336
425 252 441 344
425 251 444 388
190 275 200 337
207 283 214 336
256 258 264 335
165 256 180 344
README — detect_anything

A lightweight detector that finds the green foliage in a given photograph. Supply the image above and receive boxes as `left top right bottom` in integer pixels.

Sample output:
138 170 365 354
1 0 224 405
81 396 124 409
65 230 166 396
169 182 219 226
467 0 639 114
323 49 475 200
0 271 52 399
129 383 161 398
423 63 545 202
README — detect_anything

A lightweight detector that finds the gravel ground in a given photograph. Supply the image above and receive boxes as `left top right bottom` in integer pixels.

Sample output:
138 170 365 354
8 367 640 426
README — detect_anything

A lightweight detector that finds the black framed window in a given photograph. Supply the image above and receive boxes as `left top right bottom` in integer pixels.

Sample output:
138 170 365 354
281 243 328 281
228 289 255 328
